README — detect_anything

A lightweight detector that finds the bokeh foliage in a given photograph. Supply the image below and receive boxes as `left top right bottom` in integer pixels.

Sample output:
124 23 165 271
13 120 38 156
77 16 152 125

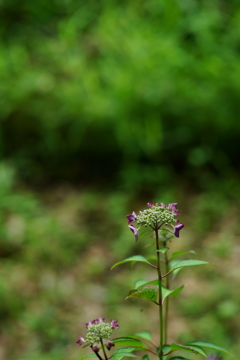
1 0 240 190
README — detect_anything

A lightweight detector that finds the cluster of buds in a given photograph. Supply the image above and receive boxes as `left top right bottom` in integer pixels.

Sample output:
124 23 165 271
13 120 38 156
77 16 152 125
126 202 184 241
76 318 119 353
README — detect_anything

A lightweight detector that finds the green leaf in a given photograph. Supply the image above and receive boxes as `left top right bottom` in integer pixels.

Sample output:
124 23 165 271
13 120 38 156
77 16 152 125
126 287 158 303
170 343 207 357
111 256 155 270
81 354 98 360
162 344 171 355
111 353 140 360
142 355 150 360
187 341 232 355
156 247 169 254
112 337 148 349
162 285 184 303
130 331 153 343
134 279 158 289
111 348 142 360
172 250 197 259
164 260 213 277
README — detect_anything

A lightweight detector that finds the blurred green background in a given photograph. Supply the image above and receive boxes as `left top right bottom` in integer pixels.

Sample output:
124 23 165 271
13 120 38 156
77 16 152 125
0 0 240 359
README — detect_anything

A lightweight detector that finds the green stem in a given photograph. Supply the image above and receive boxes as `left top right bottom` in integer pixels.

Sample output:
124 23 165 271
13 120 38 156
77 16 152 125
163 241 170 345
155 229 163 360
100 338 108 360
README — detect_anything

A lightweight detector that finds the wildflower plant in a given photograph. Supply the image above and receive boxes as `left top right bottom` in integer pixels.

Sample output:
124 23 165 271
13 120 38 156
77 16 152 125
77 202 231 360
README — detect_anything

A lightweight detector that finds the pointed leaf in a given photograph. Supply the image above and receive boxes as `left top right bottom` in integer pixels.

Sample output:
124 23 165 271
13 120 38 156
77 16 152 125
162 285 184 303
187 341 232 355
156 247 169 254
126 287 157 303
163 260 213 277
111 256 155 270
112 337 148 349
134 279 158 289
170 343 207 357
172 250 197 259
130 331 153 343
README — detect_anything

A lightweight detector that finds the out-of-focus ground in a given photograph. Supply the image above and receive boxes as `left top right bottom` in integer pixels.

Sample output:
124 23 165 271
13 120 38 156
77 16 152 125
0 166 239 360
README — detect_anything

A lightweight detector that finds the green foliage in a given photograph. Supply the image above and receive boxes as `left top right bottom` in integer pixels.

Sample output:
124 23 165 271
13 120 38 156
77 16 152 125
126 287 158 304
187 341 231 355
165 260 212 277
169 343 207 357
1 0 240 192
112 337 148 349
129 331 153 344
111 256 155 270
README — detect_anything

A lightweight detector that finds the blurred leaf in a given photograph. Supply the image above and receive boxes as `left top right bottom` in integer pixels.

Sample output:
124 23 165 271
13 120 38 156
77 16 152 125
170 343 207 357
171 250 197 259
134 279 158 289
113 337 148 349
129 331 153 344
156 247 169 254
164 260 213 277
162 285 184 303
126 287 157 303
187 341 232 355
111 256 155 270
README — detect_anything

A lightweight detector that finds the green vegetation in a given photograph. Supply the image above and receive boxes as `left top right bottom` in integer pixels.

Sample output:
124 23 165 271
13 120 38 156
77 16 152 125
0 0 240 359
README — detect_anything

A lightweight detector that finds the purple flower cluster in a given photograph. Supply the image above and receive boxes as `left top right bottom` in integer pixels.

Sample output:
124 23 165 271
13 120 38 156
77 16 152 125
126 202 184 241
207 356 222 360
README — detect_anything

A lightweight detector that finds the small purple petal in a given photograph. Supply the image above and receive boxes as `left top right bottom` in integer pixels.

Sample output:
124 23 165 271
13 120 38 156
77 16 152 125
157 202 166 208
147 202 155 208
207 356 222 360
110 319 120 329
168 203 179 215
174 223 184 238
126 211 137 224
92 344 100 353
106 340 115 351
128 224 139 241
76 337 84 346
96 317 105 322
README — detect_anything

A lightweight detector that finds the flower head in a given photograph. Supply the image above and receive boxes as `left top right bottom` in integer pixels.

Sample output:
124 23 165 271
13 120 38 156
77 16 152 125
76 318 119 349
126 202 184 239
207 356 222 360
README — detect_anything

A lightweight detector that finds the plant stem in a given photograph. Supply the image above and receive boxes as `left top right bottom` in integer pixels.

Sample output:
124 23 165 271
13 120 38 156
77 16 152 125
163 241 170 345
100 338 108 360
91 346 103 360
155 229 163 360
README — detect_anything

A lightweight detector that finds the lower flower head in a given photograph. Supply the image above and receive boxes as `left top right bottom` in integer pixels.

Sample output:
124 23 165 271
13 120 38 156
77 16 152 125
76 318 119 347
